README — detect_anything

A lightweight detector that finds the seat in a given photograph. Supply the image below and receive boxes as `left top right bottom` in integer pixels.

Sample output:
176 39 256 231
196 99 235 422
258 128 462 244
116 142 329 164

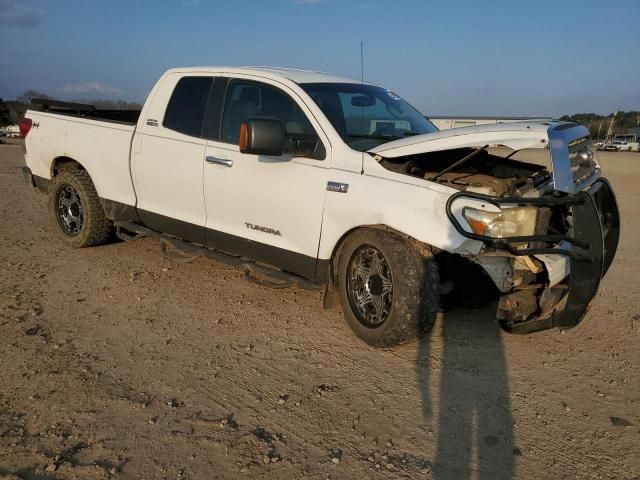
223 86 261 143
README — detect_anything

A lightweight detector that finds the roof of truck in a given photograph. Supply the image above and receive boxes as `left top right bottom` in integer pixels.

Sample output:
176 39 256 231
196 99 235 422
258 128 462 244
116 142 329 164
165 66 362 85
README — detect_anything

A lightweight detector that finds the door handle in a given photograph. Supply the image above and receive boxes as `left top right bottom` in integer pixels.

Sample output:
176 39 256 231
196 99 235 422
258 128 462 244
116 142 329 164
206 156 233 167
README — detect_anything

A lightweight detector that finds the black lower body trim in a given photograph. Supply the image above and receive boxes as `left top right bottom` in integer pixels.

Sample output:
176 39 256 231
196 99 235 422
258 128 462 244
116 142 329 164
116 220 323 291
22 167 50 194
137 209 207 246
101 198 139 222
205 227 319 281
103 200 327 283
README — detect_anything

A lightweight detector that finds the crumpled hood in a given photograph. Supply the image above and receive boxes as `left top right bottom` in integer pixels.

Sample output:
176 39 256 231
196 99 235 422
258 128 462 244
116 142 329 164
368 120 562 158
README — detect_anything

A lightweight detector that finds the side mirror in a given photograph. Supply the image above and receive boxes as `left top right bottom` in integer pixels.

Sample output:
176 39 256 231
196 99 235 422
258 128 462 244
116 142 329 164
239 118 285 156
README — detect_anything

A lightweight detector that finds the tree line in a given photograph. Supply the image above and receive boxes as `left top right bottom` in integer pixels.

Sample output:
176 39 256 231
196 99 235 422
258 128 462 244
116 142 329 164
2 90 638 139
559 111 640 139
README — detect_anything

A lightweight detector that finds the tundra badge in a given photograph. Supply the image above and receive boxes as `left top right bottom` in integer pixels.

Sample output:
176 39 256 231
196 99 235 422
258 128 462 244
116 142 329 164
245 223 282 236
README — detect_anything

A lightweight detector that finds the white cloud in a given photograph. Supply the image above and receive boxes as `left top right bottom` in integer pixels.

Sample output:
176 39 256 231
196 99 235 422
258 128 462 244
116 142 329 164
0 0 45 28
61 82 125 96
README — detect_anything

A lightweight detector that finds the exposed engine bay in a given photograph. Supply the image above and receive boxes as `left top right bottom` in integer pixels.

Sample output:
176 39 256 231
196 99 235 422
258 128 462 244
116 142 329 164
366 122 617 335
378 147 552 197
378 147 575 330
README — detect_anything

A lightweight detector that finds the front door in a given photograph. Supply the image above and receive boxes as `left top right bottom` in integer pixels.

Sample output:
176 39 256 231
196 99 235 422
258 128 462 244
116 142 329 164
203 78 330 280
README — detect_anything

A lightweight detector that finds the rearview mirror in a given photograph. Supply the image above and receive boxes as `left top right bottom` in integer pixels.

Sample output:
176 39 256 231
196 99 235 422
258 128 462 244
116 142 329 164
351 95 375 107
239 118 285 156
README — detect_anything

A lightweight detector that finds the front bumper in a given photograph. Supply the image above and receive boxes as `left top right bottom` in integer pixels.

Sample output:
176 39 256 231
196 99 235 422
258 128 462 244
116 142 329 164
446 178 620 334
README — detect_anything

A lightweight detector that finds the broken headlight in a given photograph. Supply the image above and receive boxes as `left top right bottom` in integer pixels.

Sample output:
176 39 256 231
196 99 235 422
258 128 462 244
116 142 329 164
568 137 600 186
462 206 538 238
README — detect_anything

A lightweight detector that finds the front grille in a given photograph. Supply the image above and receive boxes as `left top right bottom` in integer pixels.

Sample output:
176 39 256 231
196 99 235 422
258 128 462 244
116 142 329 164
568 137 598 186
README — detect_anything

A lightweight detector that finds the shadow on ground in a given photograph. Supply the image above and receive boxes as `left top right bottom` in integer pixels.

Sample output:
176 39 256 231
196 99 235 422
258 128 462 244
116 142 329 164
417 302 516 479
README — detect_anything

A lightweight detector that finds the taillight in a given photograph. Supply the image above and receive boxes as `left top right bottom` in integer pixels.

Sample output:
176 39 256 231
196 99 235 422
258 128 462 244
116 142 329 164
20 118 33 138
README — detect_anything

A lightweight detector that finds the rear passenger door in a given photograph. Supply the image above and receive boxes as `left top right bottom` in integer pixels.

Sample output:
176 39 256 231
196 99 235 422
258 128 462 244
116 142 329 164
132 74 214 244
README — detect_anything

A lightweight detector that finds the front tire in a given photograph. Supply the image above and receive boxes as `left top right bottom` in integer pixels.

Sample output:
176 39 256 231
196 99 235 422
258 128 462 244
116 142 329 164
48 169 113 247
337 229 439 347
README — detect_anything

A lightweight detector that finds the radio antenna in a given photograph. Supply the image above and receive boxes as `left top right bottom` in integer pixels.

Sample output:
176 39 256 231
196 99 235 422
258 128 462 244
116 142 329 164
360 41 364 84
360 41 365 174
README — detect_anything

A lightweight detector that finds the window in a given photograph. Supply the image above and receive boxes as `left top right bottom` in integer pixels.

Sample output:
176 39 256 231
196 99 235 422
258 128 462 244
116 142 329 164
301 83 438 152
221 81 316 146
163 76 213 137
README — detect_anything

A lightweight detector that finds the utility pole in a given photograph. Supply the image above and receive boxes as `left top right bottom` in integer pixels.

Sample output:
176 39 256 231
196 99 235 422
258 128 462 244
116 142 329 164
605 110 617 140
597 122 602 142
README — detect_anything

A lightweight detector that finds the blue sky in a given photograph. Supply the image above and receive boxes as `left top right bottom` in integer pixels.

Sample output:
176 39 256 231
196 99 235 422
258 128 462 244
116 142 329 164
1 0 638 117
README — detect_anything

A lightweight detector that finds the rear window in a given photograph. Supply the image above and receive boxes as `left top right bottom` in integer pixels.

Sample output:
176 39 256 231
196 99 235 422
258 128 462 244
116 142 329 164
163 77 213 137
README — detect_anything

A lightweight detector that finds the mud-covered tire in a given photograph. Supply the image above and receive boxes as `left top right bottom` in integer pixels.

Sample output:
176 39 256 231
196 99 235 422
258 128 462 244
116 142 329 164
337 229 439 347
48 169 113 248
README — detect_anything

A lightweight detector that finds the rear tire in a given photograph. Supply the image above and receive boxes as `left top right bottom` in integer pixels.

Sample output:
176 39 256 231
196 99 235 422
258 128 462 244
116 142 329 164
336 229 439 347
48 169 113 247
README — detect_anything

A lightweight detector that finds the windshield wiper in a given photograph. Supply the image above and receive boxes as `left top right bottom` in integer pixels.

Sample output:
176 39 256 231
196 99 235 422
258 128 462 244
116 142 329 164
347 134 402 141
348 131 421 141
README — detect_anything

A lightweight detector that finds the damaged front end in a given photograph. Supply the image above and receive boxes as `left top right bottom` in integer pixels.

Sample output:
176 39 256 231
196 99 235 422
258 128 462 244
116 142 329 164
444 125 620 333
370 121 620 333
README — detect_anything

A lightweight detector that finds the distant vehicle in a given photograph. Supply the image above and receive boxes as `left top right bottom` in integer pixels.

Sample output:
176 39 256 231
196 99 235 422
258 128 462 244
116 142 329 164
599 134 640 152
2 125 20 138
19 67 619 346
614 137 639 152
603 141 625 151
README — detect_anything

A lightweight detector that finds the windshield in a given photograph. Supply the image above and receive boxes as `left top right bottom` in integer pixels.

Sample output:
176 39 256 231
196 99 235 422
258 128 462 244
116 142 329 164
300 83 438 151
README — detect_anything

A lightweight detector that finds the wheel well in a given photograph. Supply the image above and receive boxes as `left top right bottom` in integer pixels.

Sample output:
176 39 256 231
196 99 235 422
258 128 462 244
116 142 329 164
51 157 85 177
326 225 423 286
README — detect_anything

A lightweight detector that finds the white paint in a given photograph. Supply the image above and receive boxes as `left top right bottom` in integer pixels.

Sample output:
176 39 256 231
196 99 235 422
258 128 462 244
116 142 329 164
368 121 557 157
23 111 137 206
428 116 551 131
131 71 209 228
22 66 572 280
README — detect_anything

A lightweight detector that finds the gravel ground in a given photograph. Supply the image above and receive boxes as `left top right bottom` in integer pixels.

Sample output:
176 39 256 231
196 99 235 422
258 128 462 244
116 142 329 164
0 142 638 479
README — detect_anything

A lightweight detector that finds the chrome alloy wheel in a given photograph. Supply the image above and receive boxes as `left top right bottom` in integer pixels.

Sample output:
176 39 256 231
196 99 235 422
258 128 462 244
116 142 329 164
346 245 393 327
56 185 84 236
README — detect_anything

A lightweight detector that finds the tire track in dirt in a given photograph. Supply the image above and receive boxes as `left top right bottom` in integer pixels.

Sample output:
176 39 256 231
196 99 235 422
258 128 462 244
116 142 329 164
1 144 638 479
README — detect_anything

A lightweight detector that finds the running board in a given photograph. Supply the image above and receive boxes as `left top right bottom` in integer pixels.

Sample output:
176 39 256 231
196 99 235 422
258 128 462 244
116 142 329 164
114 221 323 292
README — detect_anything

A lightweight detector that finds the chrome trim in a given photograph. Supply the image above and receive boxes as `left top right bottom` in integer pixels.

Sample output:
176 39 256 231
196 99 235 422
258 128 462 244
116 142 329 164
327 181 349 193
206 156 233 167
547 124 600 193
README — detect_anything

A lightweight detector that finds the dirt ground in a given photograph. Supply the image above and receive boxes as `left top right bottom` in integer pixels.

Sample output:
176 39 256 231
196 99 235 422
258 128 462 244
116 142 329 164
0 142 638 480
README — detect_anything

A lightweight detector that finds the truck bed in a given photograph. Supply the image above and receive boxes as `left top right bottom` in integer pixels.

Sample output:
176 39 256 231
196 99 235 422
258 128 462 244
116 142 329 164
24 102 139 209
31 98 141 125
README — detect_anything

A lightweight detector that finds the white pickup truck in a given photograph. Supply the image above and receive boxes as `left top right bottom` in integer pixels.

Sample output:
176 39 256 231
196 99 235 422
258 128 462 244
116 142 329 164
21 67 619 346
